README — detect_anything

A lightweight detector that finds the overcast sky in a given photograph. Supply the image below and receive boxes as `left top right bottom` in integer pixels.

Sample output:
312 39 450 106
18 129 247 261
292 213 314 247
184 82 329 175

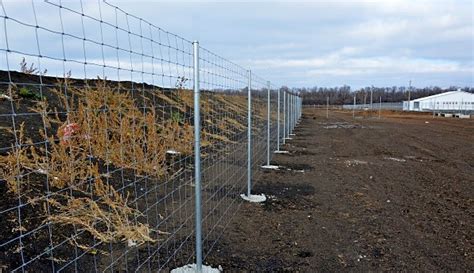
1 0 473 89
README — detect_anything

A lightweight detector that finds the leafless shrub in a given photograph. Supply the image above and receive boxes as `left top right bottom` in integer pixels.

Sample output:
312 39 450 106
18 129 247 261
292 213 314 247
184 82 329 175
47 176 156 246
20 57 47 75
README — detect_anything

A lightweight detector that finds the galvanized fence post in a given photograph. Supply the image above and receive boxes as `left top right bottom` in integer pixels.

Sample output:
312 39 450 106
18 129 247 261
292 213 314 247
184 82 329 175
287 93 290 135
266 81 270 165
353 95 356 119
192 41 202 273
240 71 266 202
299 96 300 120
291 95 296 130
293 95 298 128
294 95 296 128
292 95 295 131
326 96 329 119
293 95 295 130
283 91 286 143
379 96 382 119
247 70 252 197
287 92 290 137
290 94 292 132
289 94 292 134
295 96 300 124
288 94 291 134
296 96 298 123
292 95 294 131
286 92 289 136
299 96 301 120
295 96 298 124
276 88 281 150
292 94 294 129
286 93 291 135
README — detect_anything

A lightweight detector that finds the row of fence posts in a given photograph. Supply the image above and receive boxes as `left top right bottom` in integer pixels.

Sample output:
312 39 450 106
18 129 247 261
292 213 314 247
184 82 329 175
351 95 383 119
190 41 302 272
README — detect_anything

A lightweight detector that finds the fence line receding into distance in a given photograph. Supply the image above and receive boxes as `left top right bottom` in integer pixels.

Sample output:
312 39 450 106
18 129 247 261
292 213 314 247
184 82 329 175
0 1 302 272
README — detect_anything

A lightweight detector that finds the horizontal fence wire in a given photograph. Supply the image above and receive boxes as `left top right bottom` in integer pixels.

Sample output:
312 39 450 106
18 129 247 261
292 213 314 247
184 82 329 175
0 0 298 272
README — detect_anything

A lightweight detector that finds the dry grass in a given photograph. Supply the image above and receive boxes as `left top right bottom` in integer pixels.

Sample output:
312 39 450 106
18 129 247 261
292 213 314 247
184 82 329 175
47 176 155 246
0 80 193 246
0 123 30 193
162 119 194 154
0 78 266 249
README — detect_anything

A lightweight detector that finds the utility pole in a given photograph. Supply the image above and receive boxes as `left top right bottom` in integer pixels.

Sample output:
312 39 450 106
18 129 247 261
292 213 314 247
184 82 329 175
408 80 411 111
326 96 329 119
370 86 373 110
353 95 356 119
379 96 382 119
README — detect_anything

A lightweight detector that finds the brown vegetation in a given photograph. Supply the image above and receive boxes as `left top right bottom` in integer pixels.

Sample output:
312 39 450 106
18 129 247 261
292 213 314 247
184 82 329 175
0 75 268 251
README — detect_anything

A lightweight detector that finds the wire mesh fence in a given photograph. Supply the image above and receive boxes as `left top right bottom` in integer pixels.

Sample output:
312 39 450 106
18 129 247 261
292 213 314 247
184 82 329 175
0 1 301 272
197 47 250 264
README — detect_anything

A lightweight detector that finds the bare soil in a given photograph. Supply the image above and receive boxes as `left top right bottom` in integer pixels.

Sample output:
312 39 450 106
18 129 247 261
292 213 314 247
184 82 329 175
204 109 474 272
1 69 473 272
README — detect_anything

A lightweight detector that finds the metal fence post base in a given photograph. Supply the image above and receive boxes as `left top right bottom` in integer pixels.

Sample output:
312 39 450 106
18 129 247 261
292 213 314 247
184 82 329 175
171 264 221 273
261 164 279 170
240 193 267 203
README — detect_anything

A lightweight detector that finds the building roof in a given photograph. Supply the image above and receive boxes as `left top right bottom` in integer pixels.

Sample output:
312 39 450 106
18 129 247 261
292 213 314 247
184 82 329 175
412 90 474 102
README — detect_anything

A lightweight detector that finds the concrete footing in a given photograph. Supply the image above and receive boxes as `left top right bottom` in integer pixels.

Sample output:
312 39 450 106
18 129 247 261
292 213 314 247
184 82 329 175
240 193 266 203
261 165 279 170
171 264 221 273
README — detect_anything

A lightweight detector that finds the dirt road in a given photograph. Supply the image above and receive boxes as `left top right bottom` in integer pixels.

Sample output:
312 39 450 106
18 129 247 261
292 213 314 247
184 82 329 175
205 109 474 272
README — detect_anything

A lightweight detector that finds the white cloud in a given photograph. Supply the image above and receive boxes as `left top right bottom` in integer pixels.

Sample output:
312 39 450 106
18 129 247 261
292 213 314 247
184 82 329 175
245 49 472 78
1 0 472 88
307 57 471 76
348 20 409 40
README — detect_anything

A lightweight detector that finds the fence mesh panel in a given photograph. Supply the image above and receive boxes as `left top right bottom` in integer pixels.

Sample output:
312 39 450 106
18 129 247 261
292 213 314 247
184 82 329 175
197 47 248 260
0 1 293 272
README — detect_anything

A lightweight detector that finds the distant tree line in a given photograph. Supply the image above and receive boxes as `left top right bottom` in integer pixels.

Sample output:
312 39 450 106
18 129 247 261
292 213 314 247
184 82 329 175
291 85 474 105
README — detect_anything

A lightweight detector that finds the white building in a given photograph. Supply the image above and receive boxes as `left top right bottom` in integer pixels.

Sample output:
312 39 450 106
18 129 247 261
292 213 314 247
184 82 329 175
403 90 474 112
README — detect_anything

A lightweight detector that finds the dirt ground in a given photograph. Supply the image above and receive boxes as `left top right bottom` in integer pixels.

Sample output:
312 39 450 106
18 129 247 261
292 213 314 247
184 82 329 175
204 109 474 272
